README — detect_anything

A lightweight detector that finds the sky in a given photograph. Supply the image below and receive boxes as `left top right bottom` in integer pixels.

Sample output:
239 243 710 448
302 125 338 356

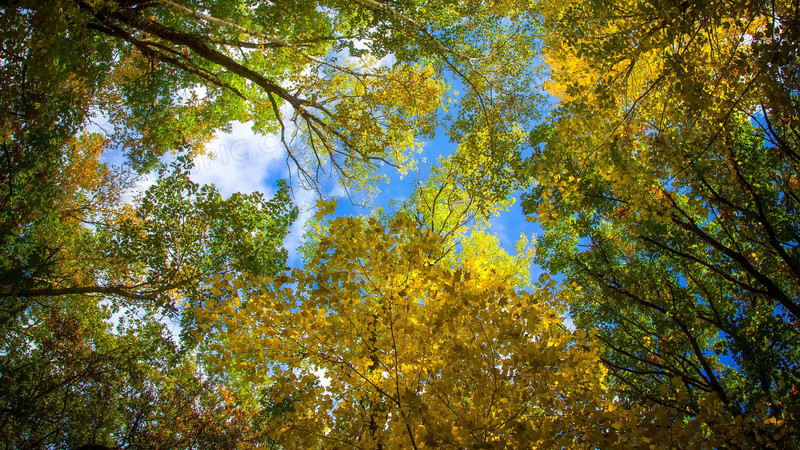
182 30 547 275
189 119 543 279
186 119 568 331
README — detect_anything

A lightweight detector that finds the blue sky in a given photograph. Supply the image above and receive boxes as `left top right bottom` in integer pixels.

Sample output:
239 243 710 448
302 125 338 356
189 119 543 279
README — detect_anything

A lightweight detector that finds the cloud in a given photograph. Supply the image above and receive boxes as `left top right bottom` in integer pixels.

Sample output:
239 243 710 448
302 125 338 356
191 121 287 198
191 121 326 268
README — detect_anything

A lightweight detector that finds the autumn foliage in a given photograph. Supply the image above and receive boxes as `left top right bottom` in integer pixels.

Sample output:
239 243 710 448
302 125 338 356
2 0 798 447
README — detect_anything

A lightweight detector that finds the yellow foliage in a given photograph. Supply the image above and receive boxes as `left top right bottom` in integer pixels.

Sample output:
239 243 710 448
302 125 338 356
195 213 762 447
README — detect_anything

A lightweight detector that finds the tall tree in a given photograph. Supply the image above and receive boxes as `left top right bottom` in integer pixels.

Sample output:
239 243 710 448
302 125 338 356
2 0 542 191
0 54 296 443
0 289 275 448
1 0 542 445
0 150 296 446
522 0 800 444
197 210 774 447
197 212 616 447
1 153 297 315
198 208 780 448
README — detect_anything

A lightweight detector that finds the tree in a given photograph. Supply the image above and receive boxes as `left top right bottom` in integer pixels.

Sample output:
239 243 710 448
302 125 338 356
1 154 296 312
200 209 785 446
1 0 546 445
0 149 297 447
197 212 624 447
0 98 296 446
2 0 542 192
0 289 275 448
521 0 800 444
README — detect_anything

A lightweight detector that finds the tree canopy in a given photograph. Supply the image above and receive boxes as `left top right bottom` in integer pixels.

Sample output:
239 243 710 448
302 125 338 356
2 0 799 447
521 0 800 444
3 0 540 193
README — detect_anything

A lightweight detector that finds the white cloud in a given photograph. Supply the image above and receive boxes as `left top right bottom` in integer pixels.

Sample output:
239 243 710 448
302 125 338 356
191 120 328 268
191 121 287 197
489 214 511 249
378 53 397 68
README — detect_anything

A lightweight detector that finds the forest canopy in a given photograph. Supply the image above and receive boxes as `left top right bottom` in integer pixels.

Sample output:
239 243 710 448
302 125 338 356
1 0 798 447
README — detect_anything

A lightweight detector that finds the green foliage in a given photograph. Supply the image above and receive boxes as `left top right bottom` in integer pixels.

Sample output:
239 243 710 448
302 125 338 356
108 157 297 299
3 0 542 193
0 293 267 448
522 0 800 444
3 0 799 446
